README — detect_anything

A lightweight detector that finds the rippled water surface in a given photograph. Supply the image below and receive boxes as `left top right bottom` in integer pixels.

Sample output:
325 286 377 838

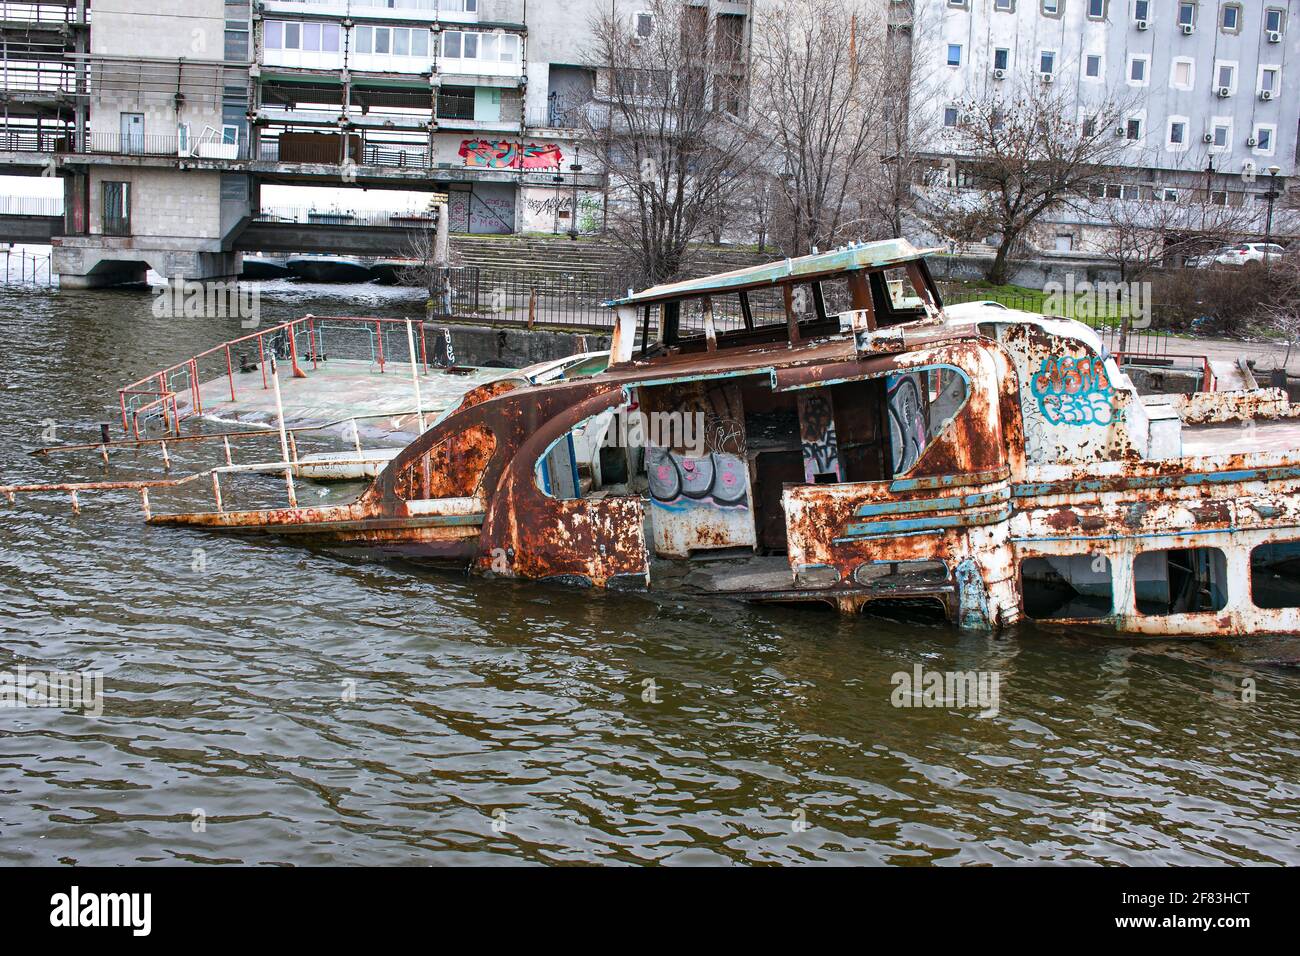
1 284 1299 866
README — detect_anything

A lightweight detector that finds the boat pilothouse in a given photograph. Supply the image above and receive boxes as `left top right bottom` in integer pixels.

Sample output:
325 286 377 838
149 239 1300 637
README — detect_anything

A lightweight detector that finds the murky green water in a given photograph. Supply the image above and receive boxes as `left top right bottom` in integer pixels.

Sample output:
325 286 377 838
1 284 1299 865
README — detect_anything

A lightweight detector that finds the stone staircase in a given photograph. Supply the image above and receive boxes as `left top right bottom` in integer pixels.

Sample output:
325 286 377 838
448 234 771 282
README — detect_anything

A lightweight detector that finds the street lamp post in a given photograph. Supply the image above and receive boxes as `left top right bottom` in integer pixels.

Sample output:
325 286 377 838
1263 165 1282 254
569 146 583 241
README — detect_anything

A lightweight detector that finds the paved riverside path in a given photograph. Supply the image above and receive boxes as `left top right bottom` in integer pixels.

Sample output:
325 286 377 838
1164 336 1300 376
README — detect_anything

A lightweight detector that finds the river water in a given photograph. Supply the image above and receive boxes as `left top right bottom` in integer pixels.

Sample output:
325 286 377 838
1 283 1298 866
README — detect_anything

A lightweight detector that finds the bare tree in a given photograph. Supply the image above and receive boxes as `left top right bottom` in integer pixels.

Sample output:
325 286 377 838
921 84 1134 285
578 0 756 285
737 170 779 253
1250 249 1300 376
859 3 941 240
399 204 453 314
749 0 887 255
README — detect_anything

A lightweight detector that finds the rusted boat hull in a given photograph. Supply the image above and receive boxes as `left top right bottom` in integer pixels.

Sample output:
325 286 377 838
123 241 1300 638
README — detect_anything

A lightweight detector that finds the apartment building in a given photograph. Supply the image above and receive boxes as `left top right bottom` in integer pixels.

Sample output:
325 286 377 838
0 0 754 286
905 0 1300 251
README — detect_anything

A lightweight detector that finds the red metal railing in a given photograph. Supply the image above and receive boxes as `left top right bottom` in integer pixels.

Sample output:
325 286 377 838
118 315 430 436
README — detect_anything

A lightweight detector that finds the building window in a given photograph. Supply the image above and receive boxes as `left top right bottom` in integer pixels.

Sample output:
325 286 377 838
1040 50 1056 75
1171 58 1194 90
1133 0 1150 20
1126 117 1142 140
1168 118 1187 146
1253 124 1277 154
1099 182 1139 199
1177 1 1196 27
943 106 960 127
946 44 962 66
1087 0 1105 19
102 181 131 237
352 25 430 58
1128 55 1148 84
947 0 969 7
1216 62 1236 93
993 48 1010 70
1042 0 1062 16
1259 66 1280 95
1221 3 1242 33
1265 8 1286 34
1084 54 1101 78
1212 121 1231 148
994 0 1014 10
442 30 520 63
634 12 655 38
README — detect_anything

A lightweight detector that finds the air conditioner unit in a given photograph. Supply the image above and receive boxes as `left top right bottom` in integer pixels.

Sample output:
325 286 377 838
992 68 1006 79
1181 23 1195 35
1267 31 1282 43
1115 126 1126 137
1203 132 1215 143
1217 86 1232 97
1041 72 1055 83
1246 136 1258 147
1136 20 1149 31
1261 90 1275 101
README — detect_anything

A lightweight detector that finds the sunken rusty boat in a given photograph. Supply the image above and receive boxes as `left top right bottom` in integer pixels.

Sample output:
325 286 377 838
149 240 1300 636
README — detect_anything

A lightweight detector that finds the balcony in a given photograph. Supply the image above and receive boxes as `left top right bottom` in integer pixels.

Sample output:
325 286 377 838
258 0 523 25
43 131 253 160
261 0 437 20
257 135 431 169
525 106 586 131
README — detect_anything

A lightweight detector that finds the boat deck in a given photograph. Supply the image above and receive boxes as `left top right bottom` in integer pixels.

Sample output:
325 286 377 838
185 358 507 443
1183 418 1300 457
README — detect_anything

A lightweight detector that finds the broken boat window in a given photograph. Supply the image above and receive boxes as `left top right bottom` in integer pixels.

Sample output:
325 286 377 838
1250 541 1300 609
886 366 970 476
1134 547 1229 615
534 406 635 500
854 560 948 589
1022 555 1114 620
741 286 788 329
870 267 933 327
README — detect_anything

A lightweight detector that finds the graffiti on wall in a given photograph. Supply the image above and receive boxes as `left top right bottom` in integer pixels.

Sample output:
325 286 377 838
459 140 564 170
468 195 515 234
887 372 929 475
646 448 749 509
1030 355 1116 427
797 393 840 483
522 191 603 234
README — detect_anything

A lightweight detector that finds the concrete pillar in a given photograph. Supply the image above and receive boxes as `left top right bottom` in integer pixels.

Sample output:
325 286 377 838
53 242 242 289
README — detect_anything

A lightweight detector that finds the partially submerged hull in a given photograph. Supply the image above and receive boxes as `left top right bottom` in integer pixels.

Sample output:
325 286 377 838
286 255 373 283
240 255 292 280
145 240 1300 637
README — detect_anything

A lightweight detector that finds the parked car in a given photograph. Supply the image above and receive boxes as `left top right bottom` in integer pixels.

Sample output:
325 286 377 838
1187 242 1286 269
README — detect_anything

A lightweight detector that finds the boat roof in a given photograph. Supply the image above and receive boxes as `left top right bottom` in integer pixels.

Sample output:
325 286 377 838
605 238 940 308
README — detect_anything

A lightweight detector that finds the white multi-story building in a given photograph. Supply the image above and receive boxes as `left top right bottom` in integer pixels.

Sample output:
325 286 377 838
903 0 1300 251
